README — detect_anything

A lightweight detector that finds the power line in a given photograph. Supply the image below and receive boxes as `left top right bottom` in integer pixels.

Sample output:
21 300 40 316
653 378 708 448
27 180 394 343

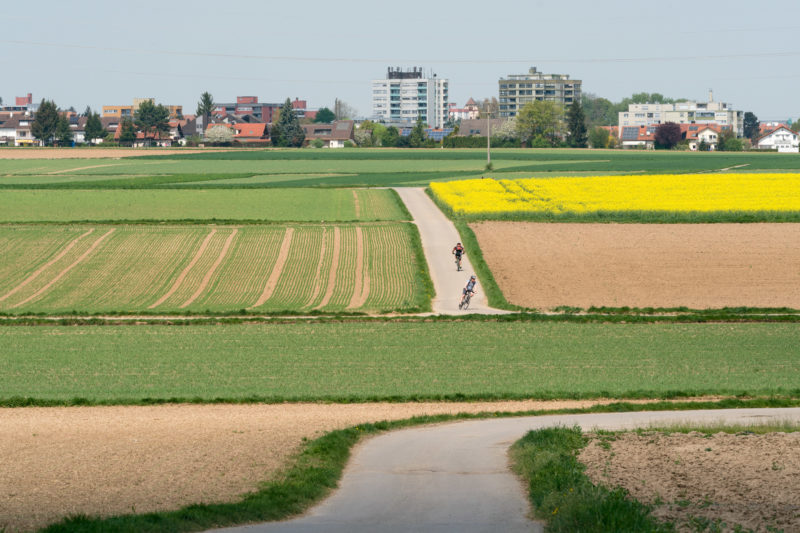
3 39 800 64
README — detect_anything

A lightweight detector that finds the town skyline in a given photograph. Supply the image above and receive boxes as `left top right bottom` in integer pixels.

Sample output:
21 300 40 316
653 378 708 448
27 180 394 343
3 0 800 121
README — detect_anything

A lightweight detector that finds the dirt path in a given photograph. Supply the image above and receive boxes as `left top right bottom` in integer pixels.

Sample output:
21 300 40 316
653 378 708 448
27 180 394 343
149 229 217 309
10 229 114 309
0 228 95 303
46 163 122 174
393 187 508 315
347 227 369 309
251 228 294 308
315 227 341 310
0 400 623 533
0 148 241 159
180 229 238 308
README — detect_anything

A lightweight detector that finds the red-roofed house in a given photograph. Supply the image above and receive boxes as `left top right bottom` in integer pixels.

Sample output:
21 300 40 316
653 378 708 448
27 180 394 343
233 123 268 143
755 126 799 152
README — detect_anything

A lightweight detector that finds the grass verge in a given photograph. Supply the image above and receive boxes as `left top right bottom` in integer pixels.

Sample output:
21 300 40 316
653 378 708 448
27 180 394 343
37 397 800 532
511 426 671 532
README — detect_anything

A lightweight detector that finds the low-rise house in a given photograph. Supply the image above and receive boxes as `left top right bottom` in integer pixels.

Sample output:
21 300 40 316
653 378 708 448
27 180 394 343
233 122 269 143
302 120 354 148
755 126 799 153
455 118 508 137
619 125 655 149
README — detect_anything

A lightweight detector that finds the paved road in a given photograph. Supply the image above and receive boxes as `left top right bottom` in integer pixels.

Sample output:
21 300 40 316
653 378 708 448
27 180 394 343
212 408 800 533
393 187 507 315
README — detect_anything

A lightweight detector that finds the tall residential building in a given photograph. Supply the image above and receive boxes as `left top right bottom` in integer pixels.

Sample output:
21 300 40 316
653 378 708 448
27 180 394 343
372 67 449 128
618 91 743 137
498 67 581 118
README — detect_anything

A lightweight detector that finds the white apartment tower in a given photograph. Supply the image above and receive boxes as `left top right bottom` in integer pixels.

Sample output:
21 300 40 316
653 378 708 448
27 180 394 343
372 67 449 128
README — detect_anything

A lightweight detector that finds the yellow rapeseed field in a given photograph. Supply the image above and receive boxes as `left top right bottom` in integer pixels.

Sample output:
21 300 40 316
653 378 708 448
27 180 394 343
430 173 800 217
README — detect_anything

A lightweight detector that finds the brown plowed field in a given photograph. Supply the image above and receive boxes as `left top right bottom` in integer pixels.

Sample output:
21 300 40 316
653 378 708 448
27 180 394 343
1 401 611 532
472 222 800 309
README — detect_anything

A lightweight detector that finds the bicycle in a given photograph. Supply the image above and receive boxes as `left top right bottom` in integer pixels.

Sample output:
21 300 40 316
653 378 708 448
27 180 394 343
454 253 463 271
458 290 474 310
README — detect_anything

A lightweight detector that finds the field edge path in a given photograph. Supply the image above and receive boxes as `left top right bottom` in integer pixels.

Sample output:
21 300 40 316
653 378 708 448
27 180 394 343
393 187 507 315
214 407 800 533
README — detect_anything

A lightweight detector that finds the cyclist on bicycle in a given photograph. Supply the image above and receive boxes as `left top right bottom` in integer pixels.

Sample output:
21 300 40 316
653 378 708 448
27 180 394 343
452 242 465 271
460 275 477 307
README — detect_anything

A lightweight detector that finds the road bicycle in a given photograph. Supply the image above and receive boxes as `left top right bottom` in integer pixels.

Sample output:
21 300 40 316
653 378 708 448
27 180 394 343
458 290 474 310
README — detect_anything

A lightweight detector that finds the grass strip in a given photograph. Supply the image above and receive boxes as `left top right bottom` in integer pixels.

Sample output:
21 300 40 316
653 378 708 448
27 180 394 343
36 397 800 532
511 426 671 532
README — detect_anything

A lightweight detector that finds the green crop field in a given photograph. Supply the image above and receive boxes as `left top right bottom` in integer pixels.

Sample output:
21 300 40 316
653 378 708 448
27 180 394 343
0 223 428 314
1 322 798 403
0 188 407 222
3 149 800 189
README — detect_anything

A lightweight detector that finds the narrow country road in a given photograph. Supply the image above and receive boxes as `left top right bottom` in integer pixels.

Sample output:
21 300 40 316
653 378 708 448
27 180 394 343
393 187 507 315
212 408 800 533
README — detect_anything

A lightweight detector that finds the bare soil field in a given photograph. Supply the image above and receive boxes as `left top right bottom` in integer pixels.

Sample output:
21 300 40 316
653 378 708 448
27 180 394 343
472 222 800 309
0 148 238 159
581 431 800 532
1 400 613 532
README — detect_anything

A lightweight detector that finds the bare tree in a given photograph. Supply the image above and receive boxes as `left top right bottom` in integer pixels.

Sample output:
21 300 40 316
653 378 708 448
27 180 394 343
334 98 357 120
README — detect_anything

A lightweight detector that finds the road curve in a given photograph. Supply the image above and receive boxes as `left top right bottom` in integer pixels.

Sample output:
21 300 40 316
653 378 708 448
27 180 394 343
212 408 800 533
393 187 507 315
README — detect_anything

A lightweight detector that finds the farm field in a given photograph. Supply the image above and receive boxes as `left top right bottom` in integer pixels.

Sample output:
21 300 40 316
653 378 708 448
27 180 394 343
471 222 800 309
3 148 800 189
431 173 800 221
0 224 425 314
2 322 798 402
0 188 406 222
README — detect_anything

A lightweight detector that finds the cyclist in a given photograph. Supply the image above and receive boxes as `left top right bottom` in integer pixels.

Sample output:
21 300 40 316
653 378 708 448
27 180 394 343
452 242 465 271
460 275 477 308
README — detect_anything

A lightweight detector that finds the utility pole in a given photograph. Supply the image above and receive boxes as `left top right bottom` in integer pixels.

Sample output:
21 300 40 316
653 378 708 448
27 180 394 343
486 110 491 168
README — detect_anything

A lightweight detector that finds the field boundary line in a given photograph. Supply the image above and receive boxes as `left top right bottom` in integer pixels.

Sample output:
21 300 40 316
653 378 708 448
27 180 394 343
305 228 327 308
0 228 95 303
353 190 360 219
250 227 294 308
47 163 121 174
315 227 340 310
347 227 368 309
10 229 115 309
148 229 217 309
180 229 239 309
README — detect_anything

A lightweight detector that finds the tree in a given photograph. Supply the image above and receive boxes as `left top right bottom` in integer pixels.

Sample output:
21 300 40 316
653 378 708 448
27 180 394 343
566 101 588 147
31 100 60 145
333 98 356 120
381 126 400 147
134 100 170 145
196 92 215 117
492 116 518 142
83 105 92 117
477 97 499 118
582 94 617 127
270 98 305 147
654 122 682 149
717 128 743 151
314 107 335 123
205 124 234 144
55 115 73 146
408 117 426 148
84 112 106 144
743 112 760 140
118 118 137 145
516 100 563 146
588 126 610 149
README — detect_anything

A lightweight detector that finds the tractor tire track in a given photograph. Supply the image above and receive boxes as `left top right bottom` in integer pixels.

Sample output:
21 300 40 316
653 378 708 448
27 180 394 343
347 227 369 309
250 227 294 308
304 228 327 308
10 229 115 309
180 228 239 309
148 229 217 309
0 228 95 303
315 227 341 310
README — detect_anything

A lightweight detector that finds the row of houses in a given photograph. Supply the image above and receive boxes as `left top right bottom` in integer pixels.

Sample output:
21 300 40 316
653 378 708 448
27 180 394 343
615 123 799 152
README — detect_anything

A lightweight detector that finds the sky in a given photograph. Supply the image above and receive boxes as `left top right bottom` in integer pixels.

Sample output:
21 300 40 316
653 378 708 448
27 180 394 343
2 0 799 121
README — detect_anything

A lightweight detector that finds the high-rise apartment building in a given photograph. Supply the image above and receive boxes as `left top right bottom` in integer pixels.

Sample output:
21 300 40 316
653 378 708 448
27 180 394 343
372 67 449 128
498 67 581 117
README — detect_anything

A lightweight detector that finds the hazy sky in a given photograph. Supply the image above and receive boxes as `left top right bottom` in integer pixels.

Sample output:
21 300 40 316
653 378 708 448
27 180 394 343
3 0 799 120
